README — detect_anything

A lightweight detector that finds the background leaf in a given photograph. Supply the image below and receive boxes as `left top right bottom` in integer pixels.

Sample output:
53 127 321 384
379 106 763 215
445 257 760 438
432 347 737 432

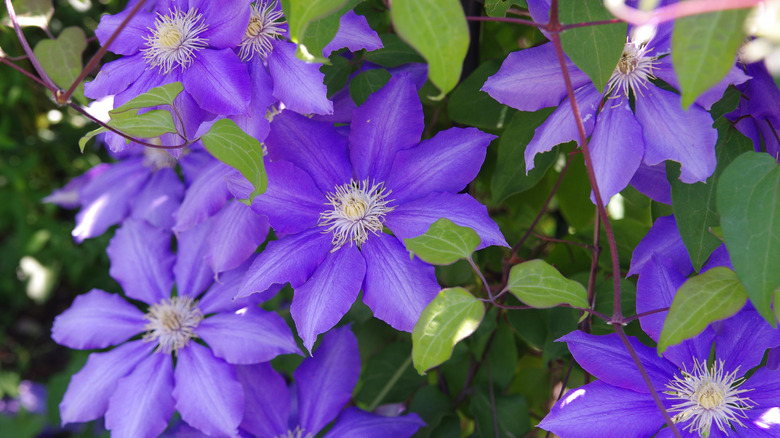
282 0 358 62
349 69 391 106
412 287 485 374
405 218 480 266
32 27 86 104
506 259 589 308
391 0 469 97
657 267 748 354
200 119 267 202
717 152 780 324
448 60 516 130
672 8 749 108
559 0 627 93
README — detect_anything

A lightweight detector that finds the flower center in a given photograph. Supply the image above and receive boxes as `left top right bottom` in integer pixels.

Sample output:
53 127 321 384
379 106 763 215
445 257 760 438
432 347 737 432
143 147 177 170
143 8 209 73
318 179 395 250
606 38 659 99
238 1 286 61
663 359 753 437
143 296 203 354
275 426 313 438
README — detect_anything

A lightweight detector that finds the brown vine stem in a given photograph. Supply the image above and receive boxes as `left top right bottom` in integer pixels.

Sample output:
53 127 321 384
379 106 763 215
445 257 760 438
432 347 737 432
604 0 761 26
547 0 680 435
59 0 148 104
4 0 58 91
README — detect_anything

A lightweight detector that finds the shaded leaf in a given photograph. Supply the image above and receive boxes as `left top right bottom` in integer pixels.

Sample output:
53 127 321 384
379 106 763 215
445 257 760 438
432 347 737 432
412 287 485 374
559 0 626 93
200 119 267 202
283 0 359 62
364 33 425 68
717 152 780 324
2 0 53 28
33 27 87 103
485 0 527 18
391 0 469 98
471 391 531 438
448 60 516 130
672 8 749 108
349 68 391 106
657 267 748 354
405 218 480 266
506 259 589 308
78 127 108 153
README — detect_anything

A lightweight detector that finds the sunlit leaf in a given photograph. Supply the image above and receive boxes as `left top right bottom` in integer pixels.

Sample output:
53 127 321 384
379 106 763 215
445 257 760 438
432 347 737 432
107 110 177 139
657 267 748 354
485 0 527 18
405 218 480 266
283 0 359 63
506 259 589 308
200 119 267 202
2 0 53 28
412 287 485 374
109 82 184 118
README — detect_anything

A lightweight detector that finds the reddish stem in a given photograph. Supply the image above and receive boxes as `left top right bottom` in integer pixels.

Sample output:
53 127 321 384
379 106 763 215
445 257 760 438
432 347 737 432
605 0 760 26
4 0 58 91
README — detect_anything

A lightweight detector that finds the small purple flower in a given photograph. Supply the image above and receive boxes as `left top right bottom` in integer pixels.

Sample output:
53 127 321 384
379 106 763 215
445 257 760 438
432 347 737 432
237 74 507 351
51 219 299 438
727 62 780 160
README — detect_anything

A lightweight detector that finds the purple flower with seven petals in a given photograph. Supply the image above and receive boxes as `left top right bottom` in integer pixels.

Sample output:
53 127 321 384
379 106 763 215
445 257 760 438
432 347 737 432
237 74 507 351
51 219 299 438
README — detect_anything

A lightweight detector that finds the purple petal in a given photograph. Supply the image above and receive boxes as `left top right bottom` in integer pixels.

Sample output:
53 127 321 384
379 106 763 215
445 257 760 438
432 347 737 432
265 111 352 192
84 54 147 99
198 261 272 314
589 101 644 203
560 331 677 393
193 0 249 48
235 363 290 438
60 340 153 424
173 160 233 233
630 162 672 204
323 408 425 438
525 84 600 171
695 64 750 110
174 218 215 299
107 219 175 304
538 381 665 438
174 343 243 437
72 159 150 242
386 192 508 250
481 43 592 111
714 309 780 372
743 366 780 421
387 127 496 203
184 49 250 115
52 289 145 350
95 9 154 55
628 215 693 277
635 254 688 342
268 40 333 115
295 325 360 434
197 307 300 364
129 168 184 230
105 354 175 438
205 201 269 274
291 246 366 352
636 87 717 184
250 161 326 234
361 232 440 332
237 228 333 297
323 11 383 56
43 164 110 209
349 74 424 182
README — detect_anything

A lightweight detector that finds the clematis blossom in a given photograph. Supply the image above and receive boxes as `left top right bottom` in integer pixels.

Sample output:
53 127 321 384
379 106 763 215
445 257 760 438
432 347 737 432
51 219 299 438
236 74 507 351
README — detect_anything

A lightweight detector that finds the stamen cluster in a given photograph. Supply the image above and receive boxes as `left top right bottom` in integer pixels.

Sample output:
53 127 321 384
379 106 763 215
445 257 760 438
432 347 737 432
606 38 659 99
239 1 286 61
318 179 395 250
143 8 209 73
143 296 203 354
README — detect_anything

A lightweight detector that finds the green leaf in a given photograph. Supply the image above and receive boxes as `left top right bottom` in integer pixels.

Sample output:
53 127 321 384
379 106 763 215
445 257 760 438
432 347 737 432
32 27 87 103
107 110 177 139
283 0 358 63
364 33 426 68
657 267 748 354
471 392 531 438
672 8 750 108
78 127 108 152
354 342 423 406
200 119 267 202
559 0 627 93
506 259 589 308
485 0 527 17
404 218 480 265
717 152 780 324
709 85 742 121
491 109 557 203
391 0 469 98
349 69 392 106
2 0 53 28
669 124 753 271
321 55 353 98
412 287 485 374
109 82 184 118
448 60 516 130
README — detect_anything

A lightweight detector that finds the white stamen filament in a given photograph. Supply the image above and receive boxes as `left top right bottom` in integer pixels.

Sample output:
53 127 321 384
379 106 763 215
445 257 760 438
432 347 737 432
664 359 753 437
275 426 313 438
606 37 659 99
143 296 203 354
143 8 209 73
318 179 395 250
239 1 286 61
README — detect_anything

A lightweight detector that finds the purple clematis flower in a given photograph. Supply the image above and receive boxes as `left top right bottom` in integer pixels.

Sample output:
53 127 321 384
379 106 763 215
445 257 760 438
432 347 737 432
237 74 507 351
727 62 780 160
482 0 748 203
51 218 299 438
